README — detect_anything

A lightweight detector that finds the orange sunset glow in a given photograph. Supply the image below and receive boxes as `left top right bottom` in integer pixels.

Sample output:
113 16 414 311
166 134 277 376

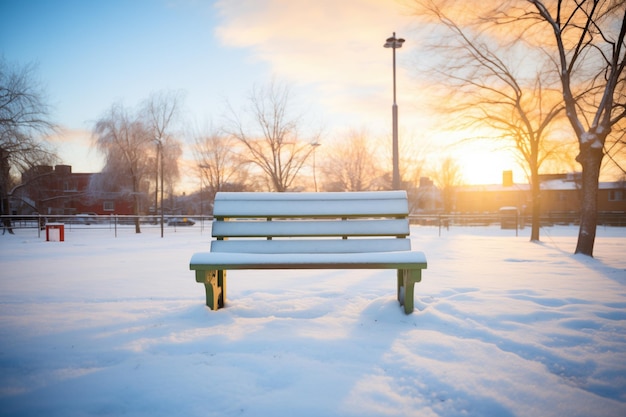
3 0 622 193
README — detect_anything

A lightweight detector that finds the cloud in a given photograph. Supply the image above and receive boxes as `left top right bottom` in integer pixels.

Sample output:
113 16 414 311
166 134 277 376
214 0 419 128
209 1 539 186
46 127 104 173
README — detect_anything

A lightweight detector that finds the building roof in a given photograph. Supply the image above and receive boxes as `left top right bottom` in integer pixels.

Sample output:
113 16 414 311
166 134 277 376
456 174 623 193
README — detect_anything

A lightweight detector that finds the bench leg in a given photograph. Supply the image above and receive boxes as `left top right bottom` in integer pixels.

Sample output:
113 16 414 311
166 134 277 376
196 270 227 310
397 269 404 305
397 269 422 314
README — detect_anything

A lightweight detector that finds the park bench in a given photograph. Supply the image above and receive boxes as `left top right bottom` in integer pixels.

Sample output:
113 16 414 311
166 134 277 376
189 191 428 314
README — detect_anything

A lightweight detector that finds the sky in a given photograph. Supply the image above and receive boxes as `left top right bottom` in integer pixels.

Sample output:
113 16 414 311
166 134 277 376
0 0 530 191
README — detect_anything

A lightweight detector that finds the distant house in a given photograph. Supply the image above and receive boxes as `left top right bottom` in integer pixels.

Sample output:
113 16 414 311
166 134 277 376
14 165 134 215
453 172 626 220
411 177 442 213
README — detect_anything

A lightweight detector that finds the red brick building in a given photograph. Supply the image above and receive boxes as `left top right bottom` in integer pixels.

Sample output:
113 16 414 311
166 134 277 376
14 165 134 215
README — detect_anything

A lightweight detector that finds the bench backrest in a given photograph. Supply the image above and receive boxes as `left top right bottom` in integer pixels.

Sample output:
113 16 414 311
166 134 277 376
210 191 412 254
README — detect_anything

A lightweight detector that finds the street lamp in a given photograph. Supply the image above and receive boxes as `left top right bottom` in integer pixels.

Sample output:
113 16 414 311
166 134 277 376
310 142 321 192
198 164 210 233
154 139 165 238
384 32 405 190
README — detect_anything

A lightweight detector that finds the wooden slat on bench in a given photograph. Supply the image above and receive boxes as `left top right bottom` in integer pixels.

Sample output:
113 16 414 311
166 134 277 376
211 238 412 254
190 250 427 270
212 218 409 238
213 191 408 218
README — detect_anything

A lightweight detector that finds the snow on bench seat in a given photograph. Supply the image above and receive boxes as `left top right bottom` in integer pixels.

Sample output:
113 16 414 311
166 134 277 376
190 251 428 269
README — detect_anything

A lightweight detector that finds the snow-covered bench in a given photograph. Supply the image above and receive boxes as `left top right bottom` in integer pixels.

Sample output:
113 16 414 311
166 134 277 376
189 191 428 314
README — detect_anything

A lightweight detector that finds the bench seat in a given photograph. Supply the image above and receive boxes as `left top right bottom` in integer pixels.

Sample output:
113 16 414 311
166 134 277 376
190 250 427 270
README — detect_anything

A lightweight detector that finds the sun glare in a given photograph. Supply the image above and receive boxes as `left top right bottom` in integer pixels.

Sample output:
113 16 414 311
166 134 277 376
455 148 523 185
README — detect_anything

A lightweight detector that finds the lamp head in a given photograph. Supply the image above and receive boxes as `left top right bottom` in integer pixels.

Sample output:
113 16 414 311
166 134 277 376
384 33 405 49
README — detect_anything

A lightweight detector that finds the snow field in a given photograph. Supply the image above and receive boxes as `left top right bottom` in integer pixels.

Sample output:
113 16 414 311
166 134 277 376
0 225 625 416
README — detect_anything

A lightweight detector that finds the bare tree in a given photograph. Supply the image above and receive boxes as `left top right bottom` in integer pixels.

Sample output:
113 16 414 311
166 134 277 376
226 81 320 192
413 0 574 241
0 58 57 231
92 102 152 233
375 129 429 209
161 136 182 207
193 126 250 208
320 128 382 191
521 0 626 256
602 123 626 178
431 156 464 213
141 90 184 237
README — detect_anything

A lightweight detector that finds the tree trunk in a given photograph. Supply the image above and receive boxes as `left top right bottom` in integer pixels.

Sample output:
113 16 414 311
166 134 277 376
1 192 14 235
132 178 142 234
574 146 603 256
530 171 540 242
133 193 141 234
0 149 14 234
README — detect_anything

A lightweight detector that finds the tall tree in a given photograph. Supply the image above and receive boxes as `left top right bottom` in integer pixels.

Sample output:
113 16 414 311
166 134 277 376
320 128 382 191
523 0 626 256
375 129 428 211
159 136 182 214
0 58 57 231
431 156 464 213
140 90 184 237
413 0 571 241
193 127 249 206
226 81 320 192
92 102 152 233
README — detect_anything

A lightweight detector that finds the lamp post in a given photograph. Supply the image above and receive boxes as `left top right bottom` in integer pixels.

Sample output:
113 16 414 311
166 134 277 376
160 146 164 237
198 164 210 233
154 139 165 238
384 32 405 190
311 142 321 192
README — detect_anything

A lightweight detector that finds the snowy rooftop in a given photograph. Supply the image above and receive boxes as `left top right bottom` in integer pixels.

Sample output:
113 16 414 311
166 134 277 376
458 178 624 192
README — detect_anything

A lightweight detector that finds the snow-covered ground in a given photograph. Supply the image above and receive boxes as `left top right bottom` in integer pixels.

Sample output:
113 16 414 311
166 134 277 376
1 224 625 417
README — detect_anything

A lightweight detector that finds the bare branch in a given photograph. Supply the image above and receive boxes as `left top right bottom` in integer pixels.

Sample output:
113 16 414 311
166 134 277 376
1 57 58 219
225 80 319 191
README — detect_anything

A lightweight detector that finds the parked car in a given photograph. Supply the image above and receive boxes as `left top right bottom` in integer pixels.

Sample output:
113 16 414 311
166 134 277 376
167 217 195 226
74 213 98 225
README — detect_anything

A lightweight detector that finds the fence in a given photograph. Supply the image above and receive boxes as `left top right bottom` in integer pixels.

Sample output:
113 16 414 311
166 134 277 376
0 214 214 237
410 211 626 237
1 211 624 238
